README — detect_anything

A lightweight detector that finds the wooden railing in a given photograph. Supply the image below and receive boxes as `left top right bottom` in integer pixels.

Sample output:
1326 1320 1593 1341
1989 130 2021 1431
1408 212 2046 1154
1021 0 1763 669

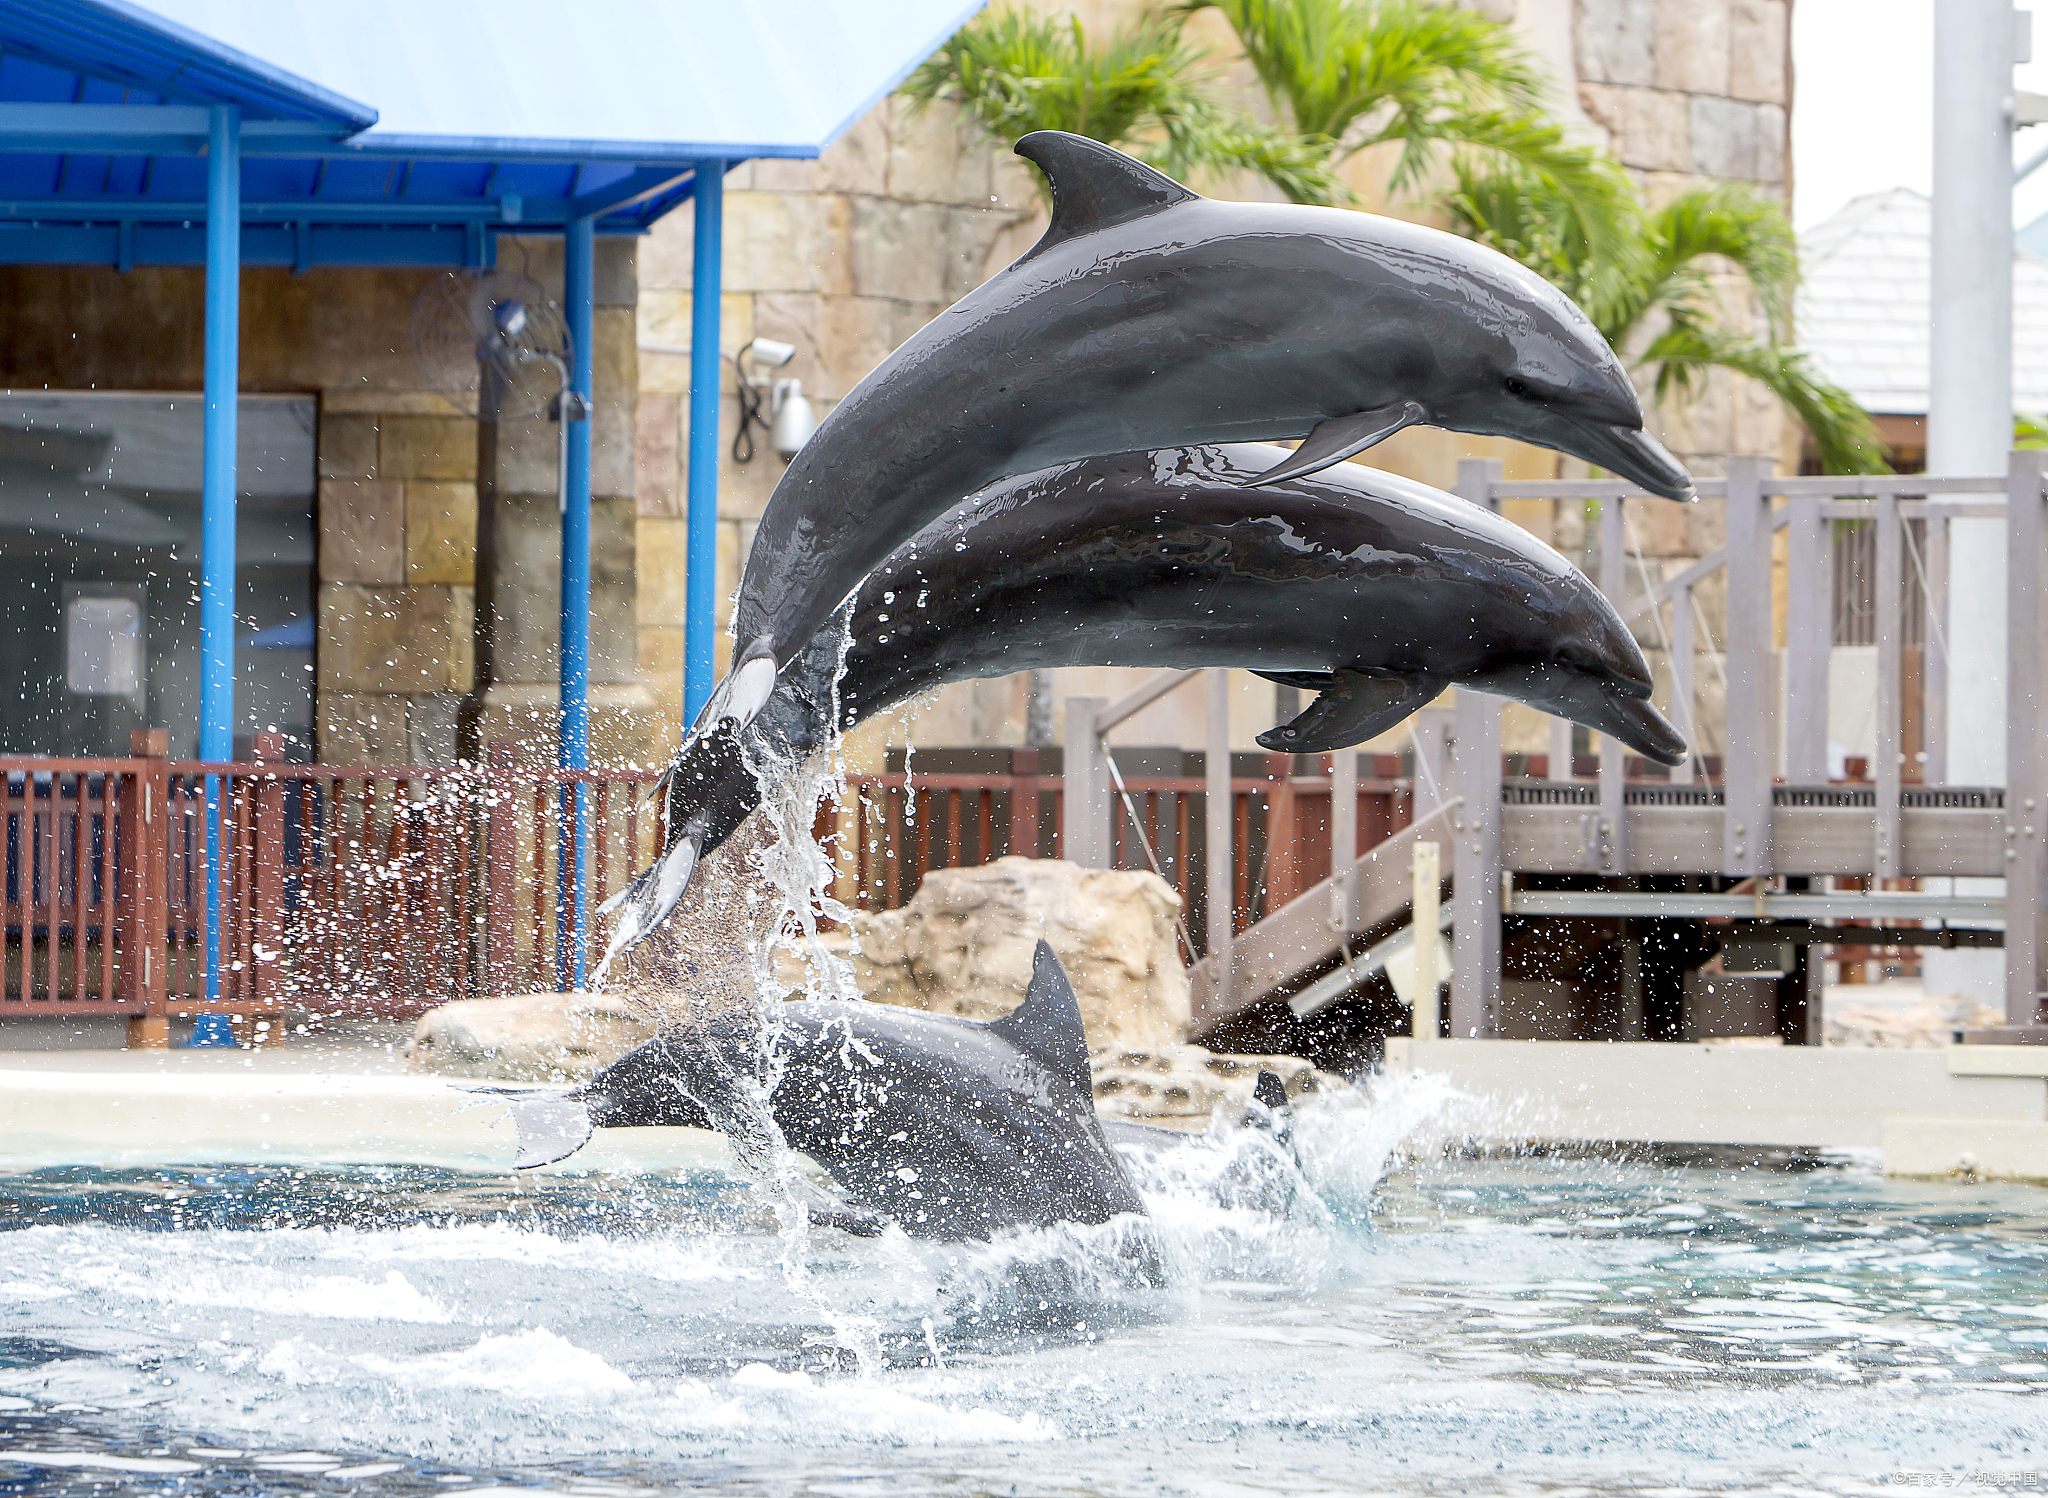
0 733 663 1029
828 756 1416 954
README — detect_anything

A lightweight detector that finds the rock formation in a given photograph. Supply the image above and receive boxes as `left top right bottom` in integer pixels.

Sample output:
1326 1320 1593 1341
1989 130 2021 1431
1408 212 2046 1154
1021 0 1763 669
410 855 1327 1124
812 857 1325 1124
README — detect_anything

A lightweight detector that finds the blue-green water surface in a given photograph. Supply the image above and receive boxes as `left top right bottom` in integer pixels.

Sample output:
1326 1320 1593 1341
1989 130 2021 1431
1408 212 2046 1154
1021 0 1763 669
0 1089 2044 1496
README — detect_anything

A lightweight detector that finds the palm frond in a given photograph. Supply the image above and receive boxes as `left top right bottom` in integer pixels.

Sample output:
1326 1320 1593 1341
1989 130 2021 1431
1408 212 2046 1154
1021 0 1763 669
1188 0 1544 143
1642 321 1888 475
1640 183 1801 345
903 5 1344 205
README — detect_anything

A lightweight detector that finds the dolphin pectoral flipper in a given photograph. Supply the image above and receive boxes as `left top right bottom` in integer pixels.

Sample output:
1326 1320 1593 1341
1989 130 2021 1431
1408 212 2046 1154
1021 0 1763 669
1256 669 1441 752
792 1177 887 1238
1252 1071 1288 1111
1237 403 1428 489
598 820 706 964
1254 669 1338 691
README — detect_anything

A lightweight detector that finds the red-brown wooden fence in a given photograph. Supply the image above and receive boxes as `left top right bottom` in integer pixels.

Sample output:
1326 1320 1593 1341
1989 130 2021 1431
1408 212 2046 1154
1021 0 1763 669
0 735 1419 1029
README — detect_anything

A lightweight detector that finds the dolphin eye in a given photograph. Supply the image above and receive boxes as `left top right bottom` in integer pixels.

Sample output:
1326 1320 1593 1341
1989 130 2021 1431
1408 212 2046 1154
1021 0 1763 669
1503 376 1532 399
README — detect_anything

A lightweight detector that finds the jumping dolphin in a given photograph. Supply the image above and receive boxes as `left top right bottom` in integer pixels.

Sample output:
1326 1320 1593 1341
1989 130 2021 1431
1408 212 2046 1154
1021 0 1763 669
601 445 1684 958
504 941 1155 1247
701 130 1694 741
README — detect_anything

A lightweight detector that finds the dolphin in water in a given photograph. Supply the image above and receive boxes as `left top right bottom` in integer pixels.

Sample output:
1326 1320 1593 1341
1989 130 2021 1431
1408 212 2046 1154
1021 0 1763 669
502 941 1157 1248
700 130 1694 741
602 445 1684 958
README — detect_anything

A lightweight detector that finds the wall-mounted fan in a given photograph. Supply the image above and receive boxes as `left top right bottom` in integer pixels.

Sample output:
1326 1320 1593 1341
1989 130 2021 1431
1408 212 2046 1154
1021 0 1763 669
410 268 575 423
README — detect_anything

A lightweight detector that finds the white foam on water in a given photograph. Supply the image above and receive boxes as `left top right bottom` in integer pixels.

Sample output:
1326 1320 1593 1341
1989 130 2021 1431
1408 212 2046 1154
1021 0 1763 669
671 1362 1060 1445
0 1450 203 1473
66 1254 451 1323
266 1329 634 1401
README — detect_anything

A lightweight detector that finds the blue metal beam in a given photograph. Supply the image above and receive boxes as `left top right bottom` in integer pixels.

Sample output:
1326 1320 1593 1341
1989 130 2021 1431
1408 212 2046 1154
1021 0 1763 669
0 103 355 153
559 213 595 990
685 160 725 723
0 196 672 233
0 221 509 268
200 102 240 1009
570 165 692 221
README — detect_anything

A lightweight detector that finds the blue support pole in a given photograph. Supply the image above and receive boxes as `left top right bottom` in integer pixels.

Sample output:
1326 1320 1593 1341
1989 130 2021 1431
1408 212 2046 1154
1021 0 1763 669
200 104 241 1009
558 215 595 990
684 161 725 723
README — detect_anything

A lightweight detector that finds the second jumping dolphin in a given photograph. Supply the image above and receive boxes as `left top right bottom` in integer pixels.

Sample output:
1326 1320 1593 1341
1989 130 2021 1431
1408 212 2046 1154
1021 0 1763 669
603 445 1683 958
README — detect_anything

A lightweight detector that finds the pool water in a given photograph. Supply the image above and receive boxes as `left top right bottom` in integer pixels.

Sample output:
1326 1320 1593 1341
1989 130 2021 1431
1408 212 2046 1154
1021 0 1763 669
1 1081 2045 1496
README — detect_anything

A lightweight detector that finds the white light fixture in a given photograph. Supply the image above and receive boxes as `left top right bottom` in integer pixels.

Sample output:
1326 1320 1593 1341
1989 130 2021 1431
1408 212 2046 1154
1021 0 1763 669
733 339 812 462
770 378 817 460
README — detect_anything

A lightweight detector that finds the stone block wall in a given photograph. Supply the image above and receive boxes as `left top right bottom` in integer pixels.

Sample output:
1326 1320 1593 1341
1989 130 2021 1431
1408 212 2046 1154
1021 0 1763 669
632 100 1044 752
0 254 651 771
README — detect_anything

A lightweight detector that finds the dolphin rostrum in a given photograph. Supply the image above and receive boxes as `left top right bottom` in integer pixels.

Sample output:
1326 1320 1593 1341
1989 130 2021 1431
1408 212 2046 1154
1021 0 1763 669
602 445 1684 958
699 130 1694 742
504 941 1155 1247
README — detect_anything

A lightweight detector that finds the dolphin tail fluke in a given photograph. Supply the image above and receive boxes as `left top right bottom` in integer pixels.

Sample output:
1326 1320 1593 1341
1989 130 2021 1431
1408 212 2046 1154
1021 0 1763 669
457 1086 595 1169
690 639 781 739
598 822 706 962
1237 403 1427 489
1256 669 1442 752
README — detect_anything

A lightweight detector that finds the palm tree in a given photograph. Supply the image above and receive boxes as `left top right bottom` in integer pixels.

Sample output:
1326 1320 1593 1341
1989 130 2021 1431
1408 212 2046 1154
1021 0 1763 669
1186 0 1642 275
1447 163 1887 474
902 6 1346 206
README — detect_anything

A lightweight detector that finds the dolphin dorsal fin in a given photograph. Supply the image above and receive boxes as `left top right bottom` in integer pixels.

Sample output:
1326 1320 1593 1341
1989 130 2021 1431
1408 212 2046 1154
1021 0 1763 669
1015 132 1197 253
989 939 1095 1096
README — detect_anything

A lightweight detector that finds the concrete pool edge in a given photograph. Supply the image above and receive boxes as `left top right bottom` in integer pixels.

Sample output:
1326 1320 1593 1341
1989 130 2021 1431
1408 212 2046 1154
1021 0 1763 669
0 1068 736 1173
7 1044 2048 1183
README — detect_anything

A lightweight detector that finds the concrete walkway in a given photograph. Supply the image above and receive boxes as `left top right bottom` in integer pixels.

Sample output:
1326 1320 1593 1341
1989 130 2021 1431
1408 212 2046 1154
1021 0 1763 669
0 1019 729 1175
1385 1038 2048 1182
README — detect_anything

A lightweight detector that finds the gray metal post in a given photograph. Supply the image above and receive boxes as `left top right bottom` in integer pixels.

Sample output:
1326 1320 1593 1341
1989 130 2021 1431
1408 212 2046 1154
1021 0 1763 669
1331 748 1357 872
1548 716 1573 780
1925 511 1950 785
1204 669 1233 960
1932 0 2017 790
2004 451 2047 1027
1722 456 1772 876
1875 491 1904 878
1451 458 1503 1039
1671 585 1695 785
1062 695 1111 868
1785 490 1829 783
1598 496 1627 873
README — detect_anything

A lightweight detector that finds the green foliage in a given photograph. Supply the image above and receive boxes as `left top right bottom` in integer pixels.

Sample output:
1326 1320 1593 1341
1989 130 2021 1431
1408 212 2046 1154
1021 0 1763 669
2016 413 2048 450
1187 0 1640 271
1450 161 1886 475
902 6 1346 206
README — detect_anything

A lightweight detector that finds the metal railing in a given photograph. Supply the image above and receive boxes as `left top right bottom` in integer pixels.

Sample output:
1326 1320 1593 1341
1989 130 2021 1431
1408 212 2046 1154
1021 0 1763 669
1445 452 2048 1035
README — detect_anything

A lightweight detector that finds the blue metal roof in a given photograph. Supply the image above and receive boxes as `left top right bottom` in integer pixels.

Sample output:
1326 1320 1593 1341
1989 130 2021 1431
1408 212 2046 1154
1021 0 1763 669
0 0 980 270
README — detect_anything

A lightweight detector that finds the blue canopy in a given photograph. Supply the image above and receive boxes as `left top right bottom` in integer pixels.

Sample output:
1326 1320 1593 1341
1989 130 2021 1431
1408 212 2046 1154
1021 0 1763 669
0 0 980 267
0 0 982 999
